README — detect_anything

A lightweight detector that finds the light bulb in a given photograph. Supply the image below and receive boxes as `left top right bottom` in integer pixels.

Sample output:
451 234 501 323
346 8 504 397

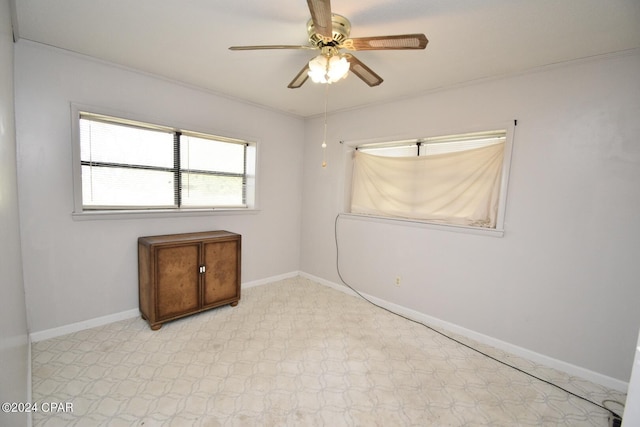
327 56 349 82
308 55 329 83
307 53 350 84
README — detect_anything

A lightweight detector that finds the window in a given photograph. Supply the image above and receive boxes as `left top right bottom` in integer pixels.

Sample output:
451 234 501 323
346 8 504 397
73 110 256 214
347 127 514 233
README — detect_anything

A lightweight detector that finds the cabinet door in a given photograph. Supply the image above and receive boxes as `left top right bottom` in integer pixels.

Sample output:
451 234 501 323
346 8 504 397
202 239 240 307
156 244 200 319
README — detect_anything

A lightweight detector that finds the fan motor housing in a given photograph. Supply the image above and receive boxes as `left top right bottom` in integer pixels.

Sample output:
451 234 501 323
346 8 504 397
307 14 351 46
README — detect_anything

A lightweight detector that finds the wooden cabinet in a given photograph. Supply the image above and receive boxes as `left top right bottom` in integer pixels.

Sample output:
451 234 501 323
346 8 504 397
138 230 241 330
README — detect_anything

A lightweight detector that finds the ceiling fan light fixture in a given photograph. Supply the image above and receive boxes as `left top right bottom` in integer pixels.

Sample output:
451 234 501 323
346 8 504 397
230 2 428 89
308 53 350 84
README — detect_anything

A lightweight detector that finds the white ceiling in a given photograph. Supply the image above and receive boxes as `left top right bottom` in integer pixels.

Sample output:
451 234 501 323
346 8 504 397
12 0 640 117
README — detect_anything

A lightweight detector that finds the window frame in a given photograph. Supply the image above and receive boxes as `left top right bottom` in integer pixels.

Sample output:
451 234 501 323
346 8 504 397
70 104 259 220
340 122 516 237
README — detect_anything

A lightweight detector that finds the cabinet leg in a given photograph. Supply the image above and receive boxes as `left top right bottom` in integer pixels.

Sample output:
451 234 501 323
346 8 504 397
230 301 239 307
150 323 162 331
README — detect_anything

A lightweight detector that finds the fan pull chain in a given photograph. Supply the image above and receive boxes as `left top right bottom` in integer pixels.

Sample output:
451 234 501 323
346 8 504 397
322 83 329 168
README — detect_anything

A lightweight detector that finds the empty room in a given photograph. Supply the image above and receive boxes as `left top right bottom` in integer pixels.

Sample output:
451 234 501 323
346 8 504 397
2 0 640 426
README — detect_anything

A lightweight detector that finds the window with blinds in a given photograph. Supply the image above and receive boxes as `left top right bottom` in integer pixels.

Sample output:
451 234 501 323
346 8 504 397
350 129 512 230
77 112 255 211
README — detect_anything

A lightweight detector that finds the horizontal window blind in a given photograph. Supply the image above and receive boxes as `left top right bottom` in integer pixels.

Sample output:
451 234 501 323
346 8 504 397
180 134 247 208
79 112 252 210
357 130 506 157
80 116 176 208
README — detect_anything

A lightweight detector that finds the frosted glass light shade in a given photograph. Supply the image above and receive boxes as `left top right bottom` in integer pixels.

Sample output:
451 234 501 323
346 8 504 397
308 54 350 84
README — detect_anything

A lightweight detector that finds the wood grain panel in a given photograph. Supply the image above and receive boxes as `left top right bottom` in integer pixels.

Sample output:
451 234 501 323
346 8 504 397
156 244 200 319
203 239 240 306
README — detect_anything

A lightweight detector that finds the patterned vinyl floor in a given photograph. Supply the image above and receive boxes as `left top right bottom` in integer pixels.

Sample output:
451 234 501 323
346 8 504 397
31 276 626 426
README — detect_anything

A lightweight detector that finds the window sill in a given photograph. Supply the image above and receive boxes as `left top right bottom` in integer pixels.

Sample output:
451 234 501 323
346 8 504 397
339 213 505 237
72 208 260 221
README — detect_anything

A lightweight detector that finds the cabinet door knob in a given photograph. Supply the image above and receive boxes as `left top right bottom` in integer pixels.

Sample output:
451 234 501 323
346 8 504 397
199 265 206 274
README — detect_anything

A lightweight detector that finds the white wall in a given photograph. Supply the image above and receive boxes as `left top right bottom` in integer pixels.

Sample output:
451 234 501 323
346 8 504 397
0 0 29 425
14 40 305 334
300 52 640 384
623 328 640 425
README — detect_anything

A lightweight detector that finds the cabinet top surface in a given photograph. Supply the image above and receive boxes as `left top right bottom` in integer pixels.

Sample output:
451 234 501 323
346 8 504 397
138 230 240 245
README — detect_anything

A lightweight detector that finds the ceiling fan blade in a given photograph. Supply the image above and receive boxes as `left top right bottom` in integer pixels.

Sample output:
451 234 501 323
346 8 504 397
342 34 428 51
344 54 383 87
288 63 310 89
229 45 316 51
307 0 333 40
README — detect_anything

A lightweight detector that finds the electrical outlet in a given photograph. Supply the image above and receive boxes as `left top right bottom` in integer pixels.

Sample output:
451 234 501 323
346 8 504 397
395 276 401 286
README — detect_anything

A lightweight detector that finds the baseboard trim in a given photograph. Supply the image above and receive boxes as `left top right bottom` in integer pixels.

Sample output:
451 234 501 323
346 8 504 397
28 271 302 343
27 339 33 427
29 308 140 343
242 271 300 289
299 272 629 393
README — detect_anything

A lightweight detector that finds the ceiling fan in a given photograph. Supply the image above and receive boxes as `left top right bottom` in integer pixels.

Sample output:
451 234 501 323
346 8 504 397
229 0 428 89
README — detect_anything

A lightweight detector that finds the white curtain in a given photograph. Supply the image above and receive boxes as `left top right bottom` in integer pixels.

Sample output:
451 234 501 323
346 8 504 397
350 142 505 228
